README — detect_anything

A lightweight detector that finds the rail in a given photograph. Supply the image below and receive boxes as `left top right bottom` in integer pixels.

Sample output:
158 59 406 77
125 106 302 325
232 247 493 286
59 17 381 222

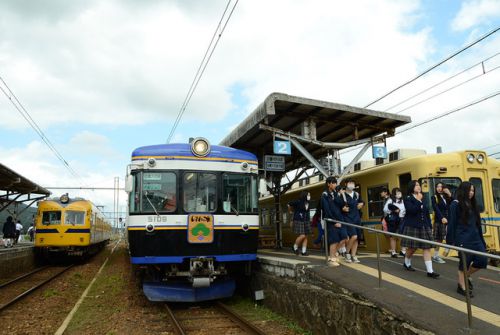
322 217 500 329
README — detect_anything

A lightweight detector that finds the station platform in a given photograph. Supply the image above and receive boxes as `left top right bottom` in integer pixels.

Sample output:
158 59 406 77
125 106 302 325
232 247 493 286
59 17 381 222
0 242 35 278
257 249 500 335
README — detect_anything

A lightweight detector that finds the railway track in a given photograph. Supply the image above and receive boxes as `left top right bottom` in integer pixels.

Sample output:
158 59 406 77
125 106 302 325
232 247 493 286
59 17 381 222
0 264 74 313
165 301 267 335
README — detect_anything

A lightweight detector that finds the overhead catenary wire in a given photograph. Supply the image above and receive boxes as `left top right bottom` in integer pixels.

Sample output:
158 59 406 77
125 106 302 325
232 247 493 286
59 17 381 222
364 26 500 109
384 52 500 113
0 77 83 183
166 0 239 143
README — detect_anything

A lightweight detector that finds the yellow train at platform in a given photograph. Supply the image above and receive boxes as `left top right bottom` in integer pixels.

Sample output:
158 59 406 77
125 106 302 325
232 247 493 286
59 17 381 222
259 149 500 258
34 194 111 257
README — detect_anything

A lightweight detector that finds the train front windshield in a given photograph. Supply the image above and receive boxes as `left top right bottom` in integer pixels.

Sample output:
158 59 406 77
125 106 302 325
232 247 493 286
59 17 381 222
129 171 258 214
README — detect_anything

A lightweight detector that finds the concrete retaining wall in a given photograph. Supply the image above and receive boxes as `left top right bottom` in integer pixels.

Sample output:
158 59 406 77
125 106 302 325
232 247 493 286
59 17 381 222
255 256 434 335
0 247 36 279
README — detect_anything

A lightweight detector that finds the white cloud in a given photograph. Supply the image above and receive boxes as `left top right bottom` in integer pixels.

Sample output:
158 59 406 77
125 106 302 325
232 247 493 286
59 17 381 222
452 0 500 31
68 130 116 157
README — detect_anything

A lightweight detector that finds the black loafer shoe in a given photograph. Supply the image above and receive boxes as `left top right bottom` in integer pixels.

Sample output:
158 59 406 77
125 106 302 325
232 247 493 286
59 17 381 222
391 253 398 258
427 272 440 279
301 252 308 256
403 264 416 271
457 284 474 297
292 247 299 255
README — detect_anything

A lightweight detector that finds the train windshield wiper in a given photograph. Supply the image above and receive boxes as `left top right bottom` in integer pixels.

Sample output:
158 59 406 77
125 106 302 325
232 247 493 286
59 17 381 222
144 193 160 217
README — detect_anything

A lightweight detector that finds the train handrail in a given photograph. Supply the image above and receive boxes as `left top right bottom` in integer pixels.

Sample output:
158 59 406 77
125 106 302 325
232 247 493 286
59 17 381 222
322 217 499 329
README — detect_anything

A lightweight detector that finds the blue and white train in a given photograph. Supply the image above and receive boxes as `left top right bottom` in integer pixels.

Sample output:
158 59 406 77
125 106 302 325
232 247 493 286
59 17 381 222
125 138 259 302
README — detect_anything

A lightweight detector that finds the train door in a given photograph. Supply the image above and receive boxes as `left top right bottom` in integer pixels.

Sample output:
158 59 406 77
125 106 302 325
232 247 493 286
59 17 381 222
398 173 412 195
468 170 497 251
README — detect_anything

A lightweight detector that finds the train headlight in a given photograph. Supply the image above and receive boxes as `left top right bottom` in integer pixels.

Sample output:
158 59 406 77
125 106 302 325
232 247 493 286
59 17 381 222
466 153 475 163
191 137 210 157
477 154 485 164
147 158 156 167
241 162 249 171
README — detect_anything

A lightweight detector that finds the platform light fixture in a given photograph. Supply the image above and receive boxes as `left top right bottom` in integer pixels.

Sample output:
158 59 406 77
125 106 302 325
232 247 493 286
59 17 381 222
191 137 211 157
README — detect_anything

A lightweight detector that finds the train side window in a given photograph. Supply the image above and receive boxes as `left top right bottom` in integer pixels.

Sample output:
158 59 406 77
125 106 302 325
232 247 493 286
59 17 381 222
398 173 412 195
222 174 258 214
492 179 500 213
367 184 388 219
129 173 141 214
469 178 485 212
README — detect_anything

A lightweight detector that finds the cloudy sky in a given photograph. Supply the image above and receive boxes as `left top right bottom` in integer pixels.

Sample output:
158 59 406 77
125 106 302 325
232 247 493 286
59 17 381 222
0 0 499 218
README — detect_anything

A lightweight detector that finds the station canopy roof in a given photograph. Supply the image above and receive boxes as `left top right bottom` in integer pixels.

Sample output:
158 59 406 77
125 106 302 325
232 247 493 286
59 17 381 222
0 163 51 196
220 92 412 171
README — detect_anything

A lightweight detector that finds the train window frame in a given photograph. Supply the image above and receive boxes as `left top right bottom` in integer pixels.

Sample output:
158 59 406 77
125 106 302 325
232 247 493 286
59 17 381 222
492 179 500 213
129 172 142 214
64 210 86 225
367 184 389 219
182 172 217 213
42 211 62 225
142 171 178 214
424 177 462 214
469 177 485 213
221 173 258 215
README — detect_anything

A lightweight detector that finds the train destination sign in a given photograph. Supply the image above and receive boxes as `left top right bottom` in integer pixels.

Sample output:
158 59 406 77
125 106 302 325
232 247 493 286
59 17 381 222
264 155 285 171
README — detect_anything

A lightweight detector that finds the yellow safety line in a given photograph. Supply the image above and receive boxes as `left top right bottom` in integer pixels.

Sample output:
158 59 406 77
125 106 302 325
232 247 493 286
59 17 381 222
259 250 500 328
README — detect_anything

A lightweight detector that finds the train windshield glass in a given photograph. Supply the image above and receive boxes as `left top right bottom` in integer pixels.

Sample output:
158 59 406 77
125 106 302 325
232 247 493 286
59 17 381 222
141 172 177 213
222 174 258 214
493 179 500 213
65 211 85 225
183 172 216 213
42 211 61 225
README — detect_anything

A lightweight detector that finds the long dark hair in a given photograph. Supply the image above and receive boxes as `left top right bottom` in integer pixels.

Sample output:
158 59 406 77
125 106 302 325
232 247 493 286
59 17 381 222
300 191 309 203
391 187 402 203
455 182 480 227
407 180 419 196
434 182 444 204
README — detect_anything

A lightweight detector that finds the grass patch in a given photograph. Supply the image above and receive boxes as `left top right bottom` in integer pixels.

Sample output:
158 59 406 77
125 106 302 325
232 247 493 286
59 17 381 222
227 296 312 335
43 288 60 298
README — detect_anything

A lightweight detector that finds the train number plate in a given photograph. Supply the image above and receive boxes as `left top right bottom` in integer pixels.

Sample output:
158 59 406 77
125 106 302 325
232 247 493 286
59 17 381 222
187 214 214 244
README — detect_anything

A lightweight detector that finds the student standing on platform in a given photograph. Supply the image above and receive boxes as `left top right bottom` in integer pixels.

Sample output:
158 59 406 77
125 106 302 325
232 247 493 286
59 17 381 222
447 182 487 297
2 216 16 248
288 191 311 256
401 180 440 278
431 182 450 264
321 177 346 267
384 187 406 258
338 179 364 264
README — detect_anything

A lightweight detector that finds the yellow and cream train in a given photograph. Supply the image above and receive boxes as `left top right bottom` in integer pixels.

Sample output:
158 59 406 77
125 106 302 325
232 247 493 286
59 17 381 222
259 149 500 257
35 194 112 258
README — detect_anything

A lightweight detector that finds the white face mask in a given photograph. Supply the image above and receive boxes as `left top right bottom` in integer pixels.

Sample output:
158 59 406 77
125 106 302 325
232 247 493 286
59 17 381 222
347 184 355 191
396 192 402 199
306 195 311 201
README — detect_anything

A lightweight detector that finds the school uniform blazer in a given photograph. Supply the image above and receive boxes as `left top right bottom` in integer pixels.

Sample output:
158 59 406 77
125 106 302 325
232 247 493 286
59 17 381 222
320 191 343 221
403 195 432 229
288 199 310 222
336 192 363 224
447 200 486 247
431 194 449 223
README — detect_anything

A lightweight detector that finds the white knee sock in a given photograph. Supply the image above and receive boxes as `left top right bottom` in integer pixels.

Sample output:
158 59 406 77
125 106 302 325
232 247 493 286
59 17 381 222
293 244 298 250
302 246 307 253
404 257 411 267
425 260 434 273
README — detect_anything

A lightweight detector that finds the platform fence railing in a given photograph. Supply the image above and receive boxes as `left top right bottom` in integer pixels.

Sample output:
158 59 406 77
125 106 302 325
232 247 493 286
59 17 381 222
322 217 500 329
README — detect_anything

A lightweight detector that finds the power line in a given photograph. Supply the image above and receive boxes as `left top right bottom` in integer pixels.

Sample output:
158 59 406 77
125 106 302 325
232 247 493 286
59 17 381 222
488 151 500 157
481 143 500 150
396 90 500 135
166 0 239 143
364 26 500 109
395 63 500 114
384 52 500 113
0 76 83 182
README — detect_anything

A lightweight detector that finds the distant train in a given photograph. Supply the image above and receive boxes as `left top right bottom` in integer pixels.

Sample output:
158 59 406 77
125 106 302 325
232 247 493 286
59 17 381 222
35 194 111 258
125 138 259 302
259 149 500 257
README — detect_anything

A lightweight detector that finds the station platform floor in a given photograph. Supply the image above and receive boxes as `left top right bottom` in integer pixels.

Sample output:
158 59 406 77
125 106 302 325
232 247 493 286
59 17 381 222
258 248 500 335
0 242 33 254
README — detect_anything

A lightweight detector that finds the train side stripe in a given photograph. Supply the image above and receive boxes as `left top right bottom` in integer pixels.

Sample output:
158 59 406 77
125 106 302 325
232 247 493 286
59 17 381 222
130 253 257 264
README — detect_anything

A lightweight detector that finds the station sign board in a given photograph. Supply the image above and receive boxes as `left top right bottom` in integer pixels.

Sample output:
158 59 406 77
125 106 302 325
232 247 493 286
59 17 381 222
372 146 388 159
273 140 291 155
264 155 285 171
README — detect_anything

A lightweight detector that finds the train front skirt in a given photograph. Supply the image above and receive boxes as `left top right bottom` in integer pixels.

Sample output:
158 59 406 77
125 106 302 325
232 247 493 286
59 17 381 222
143 279 236 302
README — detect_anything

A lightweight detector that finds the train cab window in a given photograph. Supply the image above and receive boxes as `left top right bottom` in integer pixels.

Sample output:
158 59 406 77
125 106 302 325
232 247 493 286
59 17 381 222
142 172 177 213
367 184 388 219
492 179 500 213
64 211 85 225
469 178 485 212
222 174 258 214
42 211 61 225
183 172 217 213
